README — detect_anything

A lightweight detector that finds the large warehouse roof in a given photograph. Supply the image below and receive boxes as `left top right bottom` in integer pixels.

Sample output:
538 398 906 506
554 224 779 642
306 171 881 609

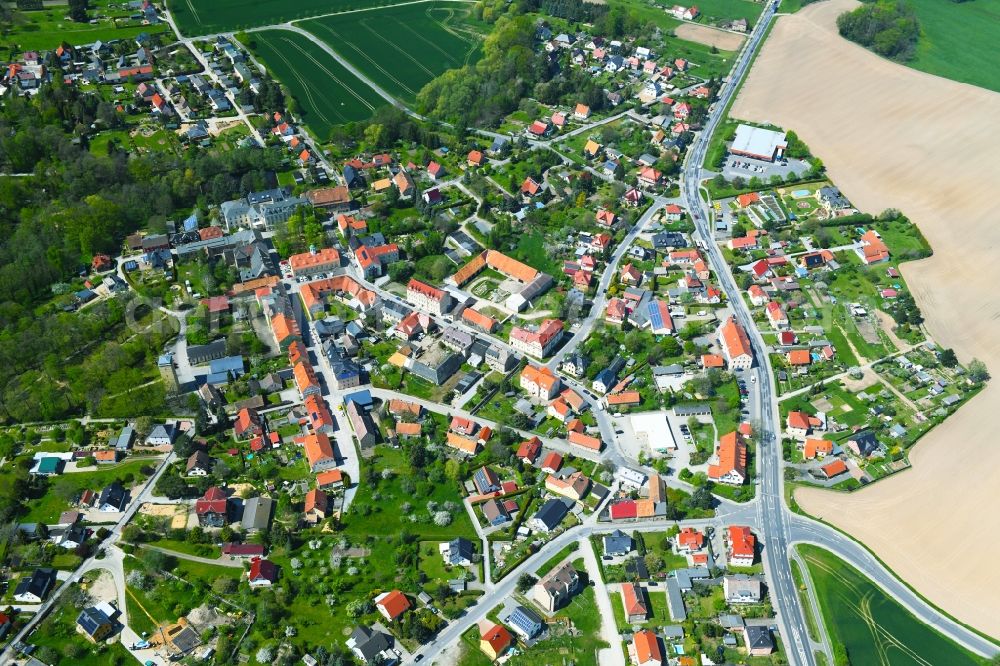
730 124 787 161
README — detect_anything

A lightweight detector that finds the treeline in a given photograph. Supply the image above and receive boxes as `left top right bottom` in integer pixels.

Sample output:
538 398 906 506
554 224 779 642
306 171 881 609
837 0 920 61
538 0 607 23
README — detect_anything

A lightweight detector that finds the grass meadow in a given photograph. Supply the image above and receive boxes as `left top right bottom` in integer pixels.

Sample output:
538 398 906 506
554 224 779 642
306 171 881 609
906 0 1000 94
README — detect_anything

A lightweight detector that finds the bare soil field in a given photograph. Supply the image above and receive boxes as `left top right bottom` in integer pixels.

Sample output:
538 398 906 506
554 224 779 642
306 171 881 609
732 0 1000 637
675 22 746 51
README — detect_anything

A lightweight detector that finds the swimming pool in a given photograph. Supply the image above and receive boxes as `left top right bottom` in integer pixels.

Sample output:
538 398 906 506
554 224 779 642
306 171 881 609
791 189 811 198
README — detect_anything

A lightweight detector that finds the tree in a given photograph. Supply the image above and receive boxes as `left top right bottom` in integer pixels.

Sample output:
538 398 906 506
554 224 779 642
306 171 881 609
516 573 536 593
968 359 990 383
938 348 958 368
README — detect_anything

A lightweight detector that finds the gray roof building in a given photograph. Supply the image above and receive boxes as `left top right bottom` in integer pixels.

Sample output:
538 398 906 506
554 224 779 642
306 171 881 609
241 496 274 531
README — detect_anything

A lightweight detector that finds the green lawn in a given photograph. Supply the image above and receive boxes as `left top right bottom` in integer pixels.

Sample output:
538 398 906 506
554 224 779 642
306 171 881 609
905 0 1000 94
505 558 608 666
239 29 388 138
24 459 155 523
799 545 984 666
0 5 168 51
144 539 221 559
302 2 485 102
682 0 763 26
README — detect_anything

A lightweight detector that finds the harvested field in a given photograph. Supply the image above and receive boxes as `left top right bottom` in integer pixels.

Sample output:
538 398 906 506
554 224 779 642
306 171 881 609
674 23 746 51
732 0 1000 637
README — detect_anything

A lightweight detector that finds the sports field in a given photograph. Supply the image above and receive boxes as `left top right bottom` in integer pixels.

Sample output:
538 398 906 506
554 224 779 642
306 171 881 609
167 0 414 36
301 2 484 102
241 30 388 137
799 545 982 666
905 0 1000 93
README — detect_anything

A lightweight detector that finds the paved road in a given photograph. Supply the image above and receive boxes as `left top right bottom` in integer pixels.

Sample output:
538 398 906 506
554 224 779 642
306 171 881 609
1 452 176 662
678 1 817 664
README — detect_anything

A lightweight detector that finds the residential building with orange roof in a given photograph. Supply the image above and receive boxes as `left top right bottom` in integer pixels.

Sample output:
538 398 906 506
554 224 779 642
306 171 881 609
718 316 753 370
461 307 498 332
804 438 833 459
728 235 759 251
647 473 665 504
450 416 478 435
521 176 542 197
707 431 747 485
736 192 760 208
541 451 563 473
388 399 422 418
677 527 704 552
568 430 602 451
304 394 335 434
747 284 768 306
520 364 561 400
637 166 662 186
467 150 485 167
479 623 513 660
606 298 627 325
517 437 542 463
596 208 617 227
701 353 725 369
728 525 756 566
270 312 301 351
547 398 572 422
632 629 664 666
407 278 452 315
395 421 422 438
289 247 340 278
336 214 368 238
566 418 584 434
560 388 585 412
303 488 329 523
765 301 788 329
545 471 591 501
353 242 399 279
788 349 812 366
819 459 848 478
446 431 480 455
374 590 411 622
510 319 564 358
299 276 378 318
606 391 641 407
301 432 337 473
621 583 649 623
584 139 602 158
574 103 591 119
287 340 307 366
292 361 321 398
857 230 890 264
316 468 344 491
786 410 812 438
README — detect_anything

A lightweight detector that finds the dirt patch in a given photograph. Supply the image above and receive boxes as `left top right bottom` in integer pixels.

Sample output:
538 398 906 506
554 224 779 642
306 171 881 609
675 23 746 51
874 309 909 350
732 0 1000 636
140 503 189 529
83 569 117 604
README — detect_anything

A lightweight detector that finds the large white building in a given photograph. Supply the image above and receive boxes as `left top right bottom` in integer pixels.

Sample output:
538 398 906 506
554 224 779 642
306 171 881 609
729 124 787 162
510 319 564 358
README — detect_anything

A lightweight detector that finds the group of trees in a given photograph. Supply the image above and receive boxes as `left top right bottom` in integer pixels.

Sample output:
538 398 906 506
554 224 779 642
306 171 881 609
837 0 920 61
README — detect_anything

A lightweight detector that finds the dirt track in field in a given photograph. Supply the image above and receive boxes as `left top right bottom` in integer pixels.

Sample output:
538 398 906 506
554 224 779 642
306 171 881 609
731 0 1000 637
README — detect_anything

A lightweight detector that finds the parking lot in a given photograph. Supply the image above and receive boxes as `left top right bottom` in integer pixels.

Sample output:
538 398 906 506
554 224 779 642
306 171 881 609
720 155 811 182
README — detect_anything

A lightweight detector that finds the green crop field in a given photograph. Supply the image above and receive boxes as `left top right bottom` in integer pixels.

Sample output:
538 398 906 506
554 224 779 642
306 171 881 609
167 0 419 36
240 29 388 138
904 0 1000 94
799 545 984 666
301 2 484 102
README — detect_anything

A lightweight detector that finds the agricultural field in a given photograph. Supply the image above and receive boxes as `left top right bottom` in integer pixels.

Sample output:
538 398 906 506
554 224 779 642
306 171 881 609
0 1 168 51
240 29 388 138
905 0 1000 94
798 545 983 666
301 2 485 102
167 0 413 35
